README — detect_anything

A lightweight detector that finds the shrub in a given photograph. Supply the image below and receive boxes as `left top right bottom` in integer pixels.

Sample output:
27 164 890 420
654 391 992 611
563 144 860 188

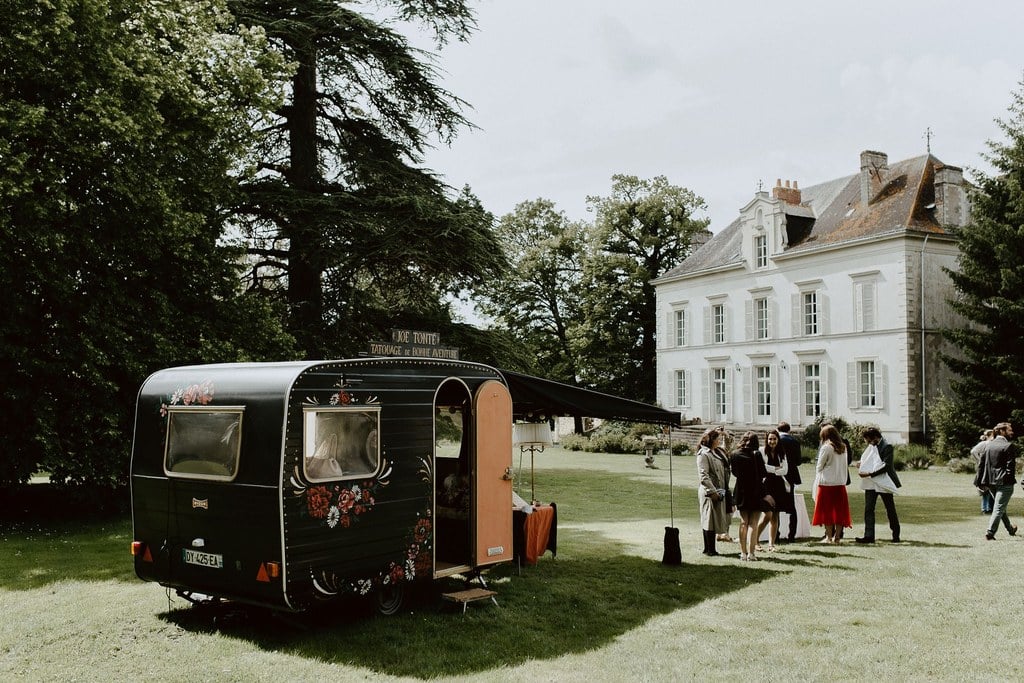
555 420 690 455
800 415 870 456
946 457 976 474
559 433 588 451
894 443 932 471
800 415 848 449
929 393 984 462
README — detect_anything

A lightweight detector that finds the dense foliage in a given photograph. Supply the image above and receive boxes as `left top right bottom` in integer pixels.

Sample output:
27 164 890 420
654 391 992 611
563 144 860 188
575 175 709 402
0 0 296 489
478 199 586 380
941 78 1024 450
227 0 508 359
480 176 709 408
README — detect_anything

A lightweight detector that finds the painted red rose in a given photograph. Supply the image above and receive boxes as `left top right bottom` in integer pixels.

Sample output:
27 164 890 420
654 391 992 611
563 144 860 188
307 486 332 519
413 517 431 543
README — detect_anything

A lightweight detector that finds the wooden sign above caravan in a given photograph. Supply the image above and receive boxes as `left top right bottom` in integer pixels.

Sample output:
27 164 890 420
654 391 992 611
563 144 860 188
367 328 459 360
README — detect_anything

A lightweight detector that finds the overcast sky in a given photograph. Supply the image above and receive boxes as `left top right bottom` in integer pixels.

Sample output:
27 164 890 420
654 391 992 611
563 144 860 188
412 1 1023 234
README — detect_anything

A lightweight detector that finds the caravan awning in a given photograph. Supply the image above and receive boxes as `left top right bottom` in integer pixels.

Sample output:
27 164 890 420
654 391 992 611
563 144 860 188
498 370 681 427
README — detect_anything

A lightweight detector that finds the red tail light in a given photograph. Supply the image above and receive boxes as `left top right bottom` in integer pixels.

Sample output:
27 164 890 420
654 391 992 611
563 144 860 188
131 541 154 562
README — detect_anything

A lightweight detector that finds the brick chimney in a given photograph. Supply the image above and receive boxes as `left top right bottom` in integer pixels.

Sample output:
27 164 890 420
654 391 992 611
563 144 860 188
772 178 802 205
860 150 888 205
934 163 966 227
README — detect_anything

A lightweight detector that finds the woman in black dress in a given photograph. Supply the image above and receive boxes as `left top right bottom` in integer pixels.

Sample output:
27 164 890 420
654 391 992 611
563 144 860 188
756 429 790 551
730 431 768 561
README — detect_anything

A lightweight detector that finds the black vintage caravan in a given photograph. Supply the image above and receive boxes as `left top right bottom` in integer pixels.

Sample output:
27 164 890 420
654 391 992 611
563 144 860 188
130 359 678 613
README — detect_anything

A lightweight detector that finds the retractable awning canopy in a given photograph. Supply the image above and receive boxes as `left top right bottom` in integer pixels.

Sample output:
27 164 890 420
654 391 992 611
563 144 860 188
499 369 681 427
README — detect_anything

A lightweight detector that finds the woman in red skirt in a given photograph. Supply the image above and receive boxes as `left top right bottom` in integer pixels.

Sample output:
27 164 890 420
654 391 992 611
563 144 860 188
811 424 852 544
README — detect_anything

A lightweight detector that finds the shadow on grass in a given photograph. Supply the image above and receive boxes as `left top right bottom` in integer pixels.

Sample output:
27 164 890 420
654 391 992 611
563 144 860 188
161 530 776 679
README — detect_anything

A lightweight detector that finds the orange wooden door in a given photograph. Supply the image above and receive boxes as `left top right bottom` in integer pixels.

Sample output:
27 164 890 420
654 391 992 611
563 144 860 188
472 380 513 566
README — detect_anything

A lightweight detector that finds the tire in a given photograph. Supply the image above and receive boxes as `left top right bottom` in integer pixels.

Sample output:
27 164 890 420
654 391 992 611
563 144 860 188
375 582 404 616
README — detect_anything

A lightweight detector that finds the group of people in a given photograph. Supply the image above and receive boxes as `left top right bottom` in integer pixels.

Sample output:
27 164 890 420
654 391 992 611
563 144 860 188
695 421 902 559
971 422 1019 539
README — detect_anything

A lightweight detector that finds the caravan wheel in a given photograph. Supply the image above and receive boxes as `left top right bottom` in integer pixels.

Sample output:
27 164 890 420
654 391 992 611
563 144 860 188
375 582 405 616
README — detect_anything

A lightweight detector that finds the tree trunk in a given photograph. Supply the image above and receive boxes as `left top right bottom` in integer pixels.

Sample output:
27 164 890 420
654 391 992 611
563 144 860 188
286 48 324 358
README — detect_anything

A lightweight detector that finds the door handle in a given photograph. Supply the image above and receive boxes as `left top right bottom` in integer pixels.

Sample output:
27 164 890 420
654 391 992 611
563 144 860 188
502 467 514 481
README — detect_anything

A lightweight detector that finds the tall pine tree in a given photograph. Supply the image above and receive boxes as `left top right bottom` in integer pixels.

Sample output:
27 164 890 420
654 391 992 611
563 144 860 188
227 1 506 358
943 77 1024 441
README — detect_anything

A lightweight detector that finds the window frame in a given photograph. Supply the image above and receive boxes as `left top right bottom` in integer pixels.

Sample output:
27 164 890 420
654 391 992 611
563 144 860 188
674 308 686 347
755 365 772 418
755 297 770 340
163 405 245 482
302 405 382 483
754 233 768 269
674 369 688 407
802 290 819 336
803 362 822 419
712 303 726 344
712 367 728 419
858 360 877 408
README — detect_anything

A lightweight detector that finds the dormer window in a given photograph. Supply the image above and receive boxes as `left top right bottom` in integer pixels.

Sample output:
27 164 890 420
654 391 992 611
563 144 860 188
754 233 768 269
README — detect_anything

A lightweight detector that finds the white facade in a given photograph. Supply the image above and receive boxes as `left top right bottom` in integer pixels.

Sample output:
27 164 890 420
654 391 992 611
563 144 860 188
654 151 967 443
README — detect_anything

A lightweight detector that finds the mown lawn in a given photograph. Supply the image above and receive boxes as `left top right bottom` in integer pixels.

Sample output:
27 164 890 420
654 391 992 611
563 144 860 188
2 448 1023 681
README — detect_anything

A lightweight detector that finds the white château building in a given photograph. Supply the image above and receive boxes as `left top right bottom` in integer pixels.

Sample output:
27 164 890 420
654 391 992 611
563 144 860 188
653 150 969 443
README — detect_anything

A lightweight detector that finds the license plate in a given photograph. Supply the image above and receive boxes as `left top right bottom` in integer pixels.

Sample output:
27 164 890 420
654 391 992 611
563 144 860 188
182 548 223 569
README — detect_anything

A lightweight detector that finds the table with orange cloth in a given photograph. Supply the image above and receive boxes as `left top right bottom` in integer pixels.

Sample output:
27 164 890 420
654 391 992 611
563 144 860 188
512 503 558 565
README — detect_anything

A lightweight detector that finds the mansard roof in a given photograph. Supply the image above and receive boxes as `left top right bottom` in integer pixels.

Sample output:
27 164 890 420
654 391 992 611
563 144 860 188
658 153 954 281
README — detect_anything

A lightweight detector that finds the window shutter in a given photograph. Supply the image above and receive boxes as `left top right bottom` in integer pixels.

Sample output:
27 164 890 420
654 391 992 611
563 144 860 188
821 363 830 415
771 366 780 422
724 369 733 422
701 369 710 419
847 361 857 409
664 311 673 347
854 283 864 332
790 367 800 424
863 283 876 331
769 299 777 340
683 370 691 408
703 306 712 345
876 362 886 410
722 304 729 343
791 294 801 337
745 299 754 341
741 367 752 424
820 293 831 335
681 310 688 346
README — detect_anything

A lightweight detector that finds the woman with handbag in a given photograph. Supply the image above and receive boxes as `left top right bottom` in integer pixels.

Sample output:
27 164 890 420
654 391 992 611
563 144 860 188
696 427 731 556
811 424 853 544
730 431 769 561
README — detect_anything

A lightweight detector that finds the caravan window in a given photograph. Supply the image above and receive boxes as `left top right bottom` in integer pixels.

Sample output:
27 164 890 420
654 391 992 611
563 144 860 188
434 405 466 459
164 407 244 480
303 407 380 482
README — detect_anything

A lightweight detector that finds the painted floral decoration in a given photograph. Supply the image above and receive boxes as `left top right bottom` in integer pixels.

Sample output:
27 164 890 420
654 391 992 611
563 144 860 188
306 480 378 529
160 380 215 416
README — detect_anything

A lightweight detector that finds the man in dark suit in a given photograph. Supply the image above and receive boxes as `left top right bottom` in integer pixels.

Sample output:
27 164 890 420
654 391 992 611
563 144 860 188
777 422 803 542
983 422 1019 540
856 427 902 543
